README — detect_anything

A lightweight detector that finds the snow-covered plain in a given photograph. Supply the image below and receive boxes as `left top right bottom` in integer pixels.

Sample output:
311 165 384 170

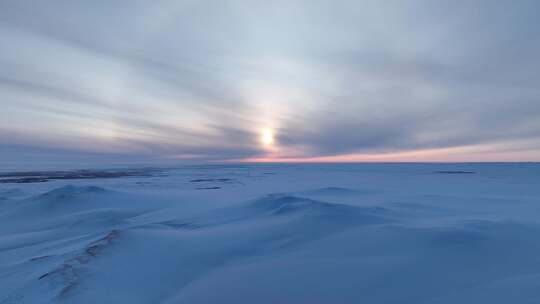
1 163 539 303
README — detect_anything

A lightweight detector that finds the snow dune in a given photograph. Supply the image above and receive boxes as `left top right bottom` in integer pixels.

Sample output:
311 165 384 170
1 163 539 303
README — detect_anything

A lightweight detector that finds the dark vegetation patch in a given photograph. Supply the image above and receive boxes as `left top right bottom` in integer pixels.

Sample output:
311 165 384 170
0 177 49 183
196 186 221 190
189 178 232 183
38 230 120 297
136 181 152 185
434 171 476 174
30 255 52 262
0 169 159 184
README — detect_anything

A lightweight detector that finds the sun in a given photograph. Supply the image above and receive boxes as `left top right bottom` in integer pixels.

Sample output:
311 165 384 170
261 128 274 146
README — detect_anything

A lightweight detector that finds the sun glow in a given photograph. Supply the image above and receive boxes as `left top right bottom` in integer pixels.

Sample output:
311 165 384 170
261 128 274 146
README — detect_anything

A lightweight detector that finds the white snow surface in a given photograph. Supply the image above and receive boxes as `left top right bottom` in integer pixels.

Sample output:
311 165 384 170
1 163 539 303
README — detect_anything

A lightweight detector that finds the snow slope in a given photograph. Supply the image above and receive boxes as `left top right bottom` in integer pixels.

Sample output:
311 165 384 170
0 163 539 303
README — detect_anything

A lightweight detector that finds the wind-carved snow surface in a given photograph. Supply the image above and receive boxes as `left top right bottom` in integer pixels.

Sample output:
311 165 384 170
1 163 540 303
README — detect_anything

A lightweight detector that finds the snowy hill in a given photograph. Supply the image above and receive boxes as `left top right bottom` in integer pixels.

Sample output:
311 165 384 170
1 163 540 303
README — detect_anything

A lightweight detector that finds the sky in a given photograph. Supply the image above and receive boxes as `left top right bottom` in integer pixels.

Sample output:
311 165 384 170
1 0 540 168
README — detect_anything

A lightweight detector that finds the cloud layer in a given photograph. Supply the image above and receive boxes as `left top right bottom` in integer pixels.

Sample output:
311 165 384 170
1 0 539 166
